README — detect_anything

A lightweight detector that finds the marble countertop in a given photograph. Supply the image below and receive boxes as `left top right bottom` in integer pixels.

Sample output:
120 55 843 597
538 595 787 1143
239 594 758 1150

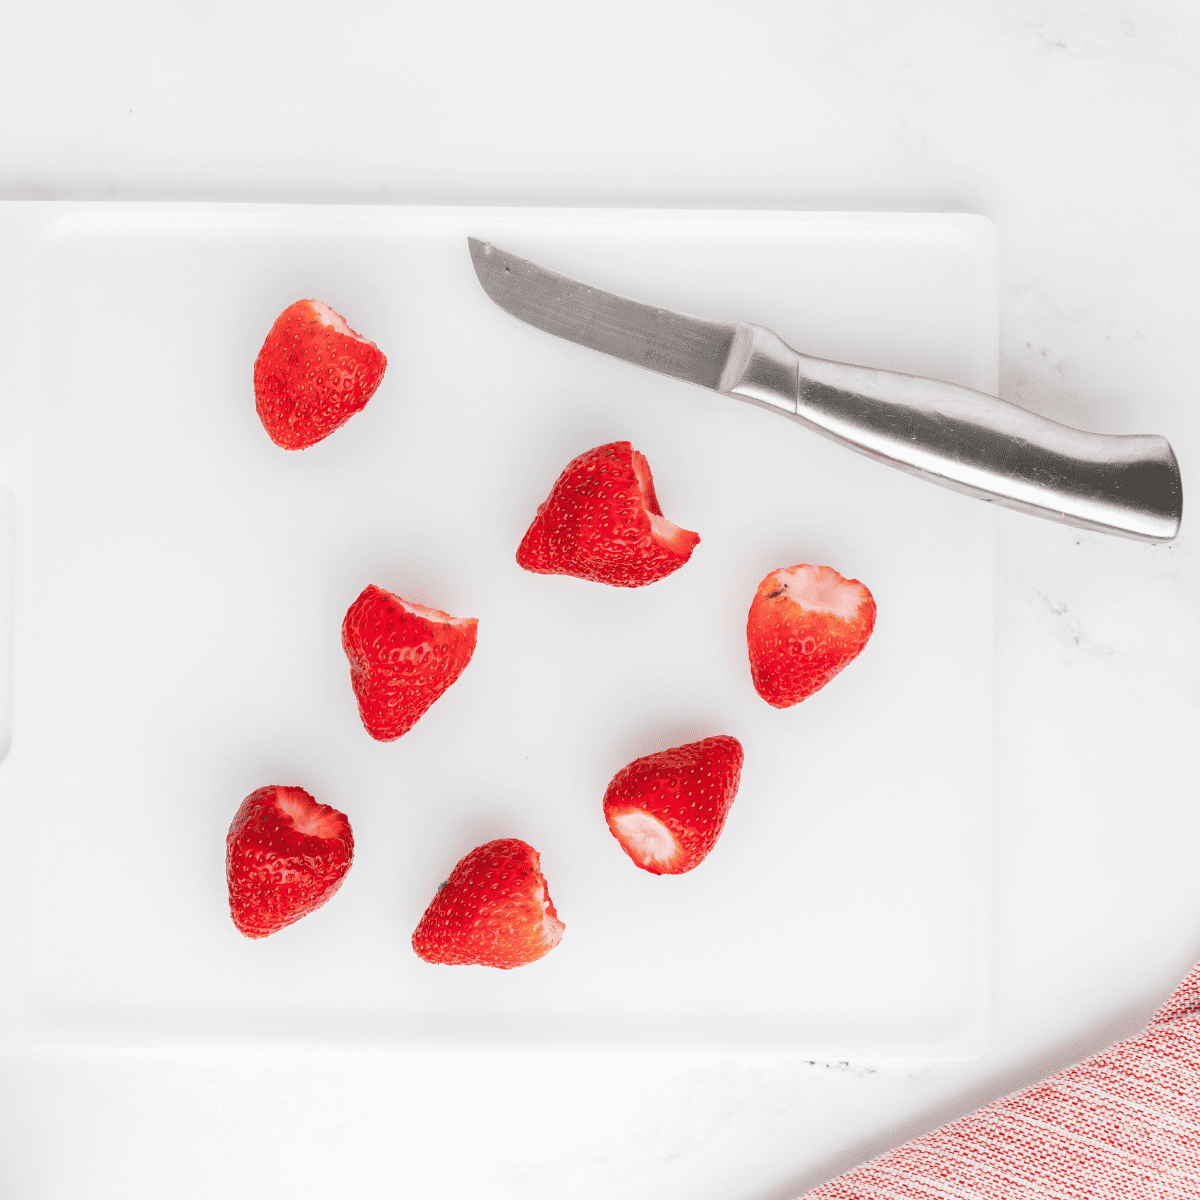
2 2 1199 1197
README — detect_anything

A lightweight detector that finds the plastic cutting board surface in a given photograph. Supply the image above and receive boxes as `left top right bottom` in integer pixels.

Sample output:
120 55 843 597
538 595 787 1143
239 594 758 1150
0 204 995 1058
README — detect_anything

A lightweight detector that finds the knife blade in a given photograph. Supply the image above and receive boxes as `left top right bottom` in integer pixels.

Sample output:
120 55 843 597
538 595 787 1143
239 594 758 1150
468 237 1182 544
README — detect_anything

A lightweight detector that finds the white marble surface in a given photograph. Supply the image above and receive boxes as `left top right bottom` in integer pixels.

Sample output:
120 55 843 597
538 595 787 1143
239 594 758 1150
2 2 1200 1197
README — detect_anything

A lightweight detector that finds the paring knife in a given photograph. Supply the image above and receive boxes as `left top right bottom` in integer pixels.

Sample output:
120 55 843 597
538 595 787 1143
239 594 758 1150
468 238 1182 543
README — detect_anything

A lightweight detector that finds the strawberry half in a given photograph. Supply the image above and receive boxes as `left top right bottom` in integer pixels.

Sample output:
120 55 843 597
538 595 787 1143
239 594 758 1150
747 564 876 708
341 584 478 742
516 441 699 587
253 299 387 449
411 838 565 969
603 735 744 875
226 785 354 938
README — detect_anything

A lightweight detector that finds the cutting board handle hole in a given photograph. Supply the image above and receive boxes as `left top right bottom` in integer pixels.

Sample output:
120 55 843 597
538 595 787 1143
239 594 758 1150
0 480 13 763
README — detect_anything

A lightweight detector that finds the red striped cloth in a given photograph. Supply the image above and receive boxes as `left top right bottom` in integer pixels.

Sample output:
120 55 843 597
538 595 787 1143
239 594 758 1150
802 962 1200 1199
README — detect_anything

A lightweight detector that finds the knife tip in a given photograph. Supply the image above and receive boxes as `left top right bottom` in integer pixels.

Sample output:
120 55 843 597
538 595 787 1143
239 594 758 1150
467 237 504 291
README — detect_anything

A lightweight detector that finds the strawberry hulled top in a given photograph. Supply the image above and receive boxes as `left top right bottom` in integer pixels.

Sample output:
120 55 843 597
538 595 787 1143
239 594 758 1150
254 299 387 449
226 785 354 938
411 838 565 969
341 585 479 742
517 441 699 587
747 564 876 708
603 735 744 875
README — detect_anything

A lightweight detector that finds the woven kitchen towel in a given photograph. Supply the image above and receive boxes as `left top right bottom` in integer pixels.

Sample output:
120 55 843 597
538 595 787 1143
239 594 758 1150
802 962 1200 1199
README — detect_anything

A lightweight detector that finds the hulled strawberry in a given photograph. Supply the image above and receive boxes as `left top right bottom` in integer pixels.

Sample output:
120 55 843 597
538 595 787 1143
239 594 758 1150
603 735 744 875
226 785 354 938
341 584 478 741
516 441 699 587
412 838 565 968
747 564 876 707
253 299 387 449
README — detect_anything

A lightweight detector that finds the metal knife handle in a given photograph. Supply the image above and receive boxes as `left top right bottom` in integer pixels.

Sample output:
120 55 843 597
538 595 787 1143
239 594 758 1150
719 323 1182 543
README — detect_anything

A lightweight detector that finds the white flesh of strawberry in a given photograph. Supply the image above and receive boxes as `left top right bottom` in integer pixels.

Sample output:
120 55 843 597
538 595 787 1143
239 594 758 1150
274 787 342 840
533 884 565 948
395 595 474 628
307 300 374 345
610 809 679 869
630 452 691 553
776 565 864 623
646 509 686 547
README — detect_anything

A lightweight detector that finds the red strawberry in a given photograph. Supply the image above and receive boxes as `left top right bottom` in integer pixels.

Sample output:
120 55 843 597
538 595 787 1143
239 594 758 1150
226 785 354 938
516 441 699 587
747 564 876 708
411 838 565 968
341 585 478 741
253 299 387 449
603 736 743 875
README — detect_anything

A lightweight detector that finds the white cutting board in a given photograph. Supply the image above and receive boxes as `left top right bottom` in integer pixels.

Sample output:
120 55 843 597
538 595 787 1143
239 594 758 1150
0 204 995 1058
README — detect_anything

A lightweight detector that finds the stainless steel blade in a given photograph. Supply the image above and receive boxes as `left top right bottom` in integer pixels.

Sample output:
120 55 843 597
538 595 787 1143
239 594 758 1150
468 238 736 391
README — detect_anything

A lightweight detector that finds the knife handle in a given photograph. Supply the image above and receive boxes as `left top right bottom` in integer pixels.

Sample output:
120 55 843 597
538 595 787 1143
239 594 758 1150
719 323 1182 543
